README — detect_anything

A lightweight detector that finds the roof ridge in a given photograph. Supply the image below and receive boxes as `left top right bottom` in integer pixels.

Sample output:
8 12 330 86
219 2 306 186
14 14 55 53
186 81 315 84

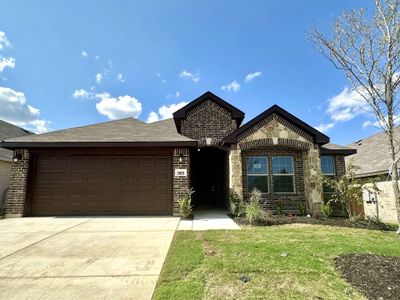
346 125 400 146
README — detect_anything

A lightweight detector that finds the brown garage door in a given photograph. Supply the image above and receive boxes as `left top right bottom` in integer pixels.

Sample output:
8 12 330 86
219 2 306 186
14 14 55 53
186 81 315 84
31 155 172 216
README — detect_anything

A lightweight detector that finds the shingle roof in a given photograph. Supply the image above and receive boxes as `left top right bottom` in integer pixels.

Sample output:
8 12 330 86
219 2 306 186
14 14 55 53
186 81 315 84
320 143 356 155
0 120 33 161
1 118 196 149
345 126 400 177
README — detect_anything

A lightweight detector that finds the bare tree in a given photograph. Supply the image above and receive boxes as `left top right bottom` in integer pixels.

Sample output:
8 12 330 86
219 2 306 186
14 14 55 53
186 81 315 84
309 0 400 236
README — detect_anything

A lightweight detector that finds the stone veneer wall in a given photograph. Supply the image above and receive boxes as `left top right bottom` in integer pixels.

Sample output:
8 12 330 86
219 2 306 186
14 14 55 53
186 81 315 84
229 114 324 213
241 147 305 212
5 149 30 217
173 148 190 216
180 99 237 141
363 180 398 223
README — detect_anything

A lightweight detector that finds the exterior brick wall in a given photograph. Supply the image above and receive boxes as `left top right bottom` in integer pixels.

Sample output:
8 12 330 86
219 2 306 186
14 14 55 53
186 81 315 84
173 148 190 216
180 99 237 142
335 155 346 177
5 149 30 217
242 147 305 213
229 114 323 215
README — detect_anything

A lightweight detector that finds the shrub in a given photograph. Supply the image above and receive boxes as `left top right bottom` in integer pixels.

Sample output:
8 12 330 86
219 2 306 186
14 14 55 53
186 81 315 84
321 203 333 218
298 202 307 216
230 191 243 217
244 188 265 225
320 162 379 220
177 188 194 218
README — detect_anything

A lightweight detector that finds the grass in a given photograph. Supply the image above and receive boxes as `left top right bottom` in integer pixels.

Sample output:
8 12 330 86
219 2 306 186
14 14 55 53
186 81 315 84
153 224 400 300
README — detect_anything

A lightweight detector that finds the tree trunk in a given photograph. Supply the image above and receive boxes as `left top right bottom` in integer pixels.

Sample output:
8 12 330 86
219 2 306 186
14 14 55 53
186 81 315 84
388 134 400 237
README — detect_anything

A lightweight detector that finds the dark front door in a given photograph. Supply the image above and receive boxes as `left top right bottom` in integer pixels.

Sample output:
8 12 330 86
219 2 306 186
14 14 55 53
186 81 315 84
190 148 227 208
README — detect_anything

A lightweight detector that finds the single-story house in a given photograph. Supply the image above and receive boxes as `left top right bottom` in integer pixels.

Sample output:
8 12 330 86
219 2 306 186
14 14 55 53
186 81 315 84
346 127 400 223
0 120 33 213
1 91 355 217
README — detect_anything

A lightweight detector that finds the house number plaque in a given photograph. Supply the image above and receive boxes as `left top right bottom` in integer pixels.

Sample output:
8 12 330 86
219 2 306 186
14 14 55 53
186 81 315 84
174 169 187 177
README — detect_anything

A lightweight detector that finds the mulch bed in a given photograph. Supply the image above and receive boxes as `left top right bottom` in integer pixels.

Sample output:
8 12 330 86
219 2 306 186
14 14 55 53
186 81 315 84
335 254 400 300
232 215 397 231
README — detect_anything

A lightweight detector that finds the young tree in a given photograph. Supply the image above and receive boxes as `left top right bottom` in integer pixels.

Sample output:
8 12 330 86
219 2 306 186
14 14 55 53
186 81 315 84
321 163 379 220
309 0 400 236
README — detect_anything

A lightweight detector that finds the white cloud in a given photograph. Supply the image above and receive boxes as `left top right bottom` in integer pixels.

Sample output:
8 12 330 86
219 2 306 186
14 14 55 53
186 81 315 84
179 70 200 83
326 87 369 122
73 89 92 99
0 86 49 133
315 123 335 133
95 73 103 84
146 101 188 123
81 51 88 58
0 57 15 72
146 111 159 123
221 81 240 92
166 91 181 99
0 31 11 50
117 73 124 82
96 95 142 120
362 115 400 128
245 71 262 83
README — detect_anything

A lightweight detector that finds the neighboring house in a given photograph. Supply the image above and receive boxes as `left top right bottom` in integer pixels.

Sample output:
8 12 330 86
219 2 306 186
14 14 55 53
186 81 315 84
0 120 33 214
1 91 355 217
347 127 400 223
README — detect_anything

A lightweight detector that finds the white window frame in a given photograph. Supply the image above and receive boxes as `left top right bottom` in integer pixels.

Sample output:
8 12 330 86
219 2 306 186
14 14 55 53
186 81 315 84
272 156 295 194
321 155 335 176
246 156 269 194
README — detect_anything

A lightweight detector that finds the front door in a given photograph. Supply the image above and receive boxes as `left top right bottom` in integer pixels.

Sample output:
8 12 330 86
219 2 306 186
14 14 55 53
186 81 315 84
190 148 227 207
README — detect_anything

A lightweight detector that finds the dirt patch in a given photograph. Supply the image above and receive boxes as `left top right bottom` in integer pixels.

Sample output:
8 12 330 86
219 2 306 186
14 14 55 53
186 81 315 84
232 215 396 232
335 253 400 300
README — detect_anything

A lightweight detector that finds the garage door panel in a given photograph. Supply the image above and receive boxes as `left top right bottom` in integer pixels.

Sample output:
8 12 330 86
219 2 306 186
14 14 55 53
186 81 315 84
32 155 172 215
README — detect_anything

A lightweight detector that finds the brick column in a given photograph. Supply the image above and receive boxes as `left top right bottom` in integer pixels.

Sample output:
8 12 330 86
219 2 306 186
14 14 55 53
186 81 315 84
303 145 323 214
6 149 30 217
228 144 243 199
173 148 190 216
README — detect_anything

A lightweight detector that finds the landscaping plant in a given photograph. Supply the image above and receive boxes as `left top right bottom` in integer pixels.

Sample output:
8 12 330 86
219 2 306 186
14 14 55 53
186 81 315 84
321 162 379 221
321 203 333 218
177 188 194 218
229 190 243 217
244 188 265 225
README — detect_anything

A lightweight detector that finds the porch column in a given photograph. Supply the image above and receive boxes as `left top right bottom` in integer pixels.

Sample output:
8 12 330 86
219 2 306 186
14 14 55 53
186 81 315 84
173 148 190 216
228 144 243 200
303 145 323 214
6 149 30 217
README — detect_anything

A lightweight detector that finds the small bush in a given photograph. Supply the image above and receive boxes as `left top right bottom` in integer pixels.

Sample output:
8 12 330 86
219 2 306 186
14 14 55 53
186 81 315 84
321 203 333 218
298 202 307 216
230 191 243 217
244 188 265 225
177 188 194 218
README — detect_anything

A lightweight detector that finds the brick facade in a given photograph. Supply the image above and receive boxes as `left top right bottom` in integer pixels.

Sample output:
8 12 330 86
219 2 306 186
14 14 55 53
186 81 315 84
172 148 190 216
229 114 324 214
5 150 30 217
242 147 305 213
180 99 238 142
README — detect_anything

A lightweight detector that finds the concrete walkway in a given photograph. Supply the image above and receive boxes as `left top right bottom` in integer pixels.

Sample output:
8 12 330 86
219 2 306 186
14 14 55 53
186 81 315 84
178 209 241 231
0 216 180 300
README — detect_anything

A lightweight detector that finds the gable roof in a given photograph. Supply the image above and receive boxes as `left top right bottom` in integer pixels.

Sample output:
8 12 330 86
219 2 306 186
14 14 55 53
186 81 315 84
223 104 330 144
1 118 196 149
345 126 400 177
0 120 33 161
173 91 245 132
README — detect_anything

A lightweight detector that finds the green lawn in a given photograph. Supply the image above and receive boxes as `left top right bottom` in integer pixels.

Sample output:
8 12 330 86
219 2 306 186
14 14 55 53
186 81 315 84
153 225 400 300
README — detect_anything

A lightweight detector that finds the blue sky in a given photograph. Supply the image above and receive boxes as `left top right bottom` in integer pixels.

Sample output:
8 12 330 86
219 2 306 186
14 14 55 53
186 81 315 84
0 0 379 145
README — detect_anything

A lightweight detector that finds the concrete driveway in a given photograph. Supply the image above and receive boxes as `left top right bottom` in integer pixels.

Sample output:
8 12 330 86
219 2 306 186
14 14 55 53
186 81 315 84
0 216 180 300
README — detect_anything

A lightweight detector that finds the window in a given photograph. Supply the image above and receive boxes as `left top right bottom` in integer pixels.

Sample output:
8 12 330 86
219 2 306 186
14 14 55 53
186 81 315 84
246 156 268 193
272 156 294 193
321 156 335 175
321 156 335 194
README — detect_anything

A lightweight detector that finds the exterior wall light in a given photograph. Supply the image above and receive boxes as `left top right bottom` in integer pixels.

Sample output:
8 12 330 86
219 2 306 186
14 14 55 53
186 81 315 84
12 150 23 163
179 154 183 163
